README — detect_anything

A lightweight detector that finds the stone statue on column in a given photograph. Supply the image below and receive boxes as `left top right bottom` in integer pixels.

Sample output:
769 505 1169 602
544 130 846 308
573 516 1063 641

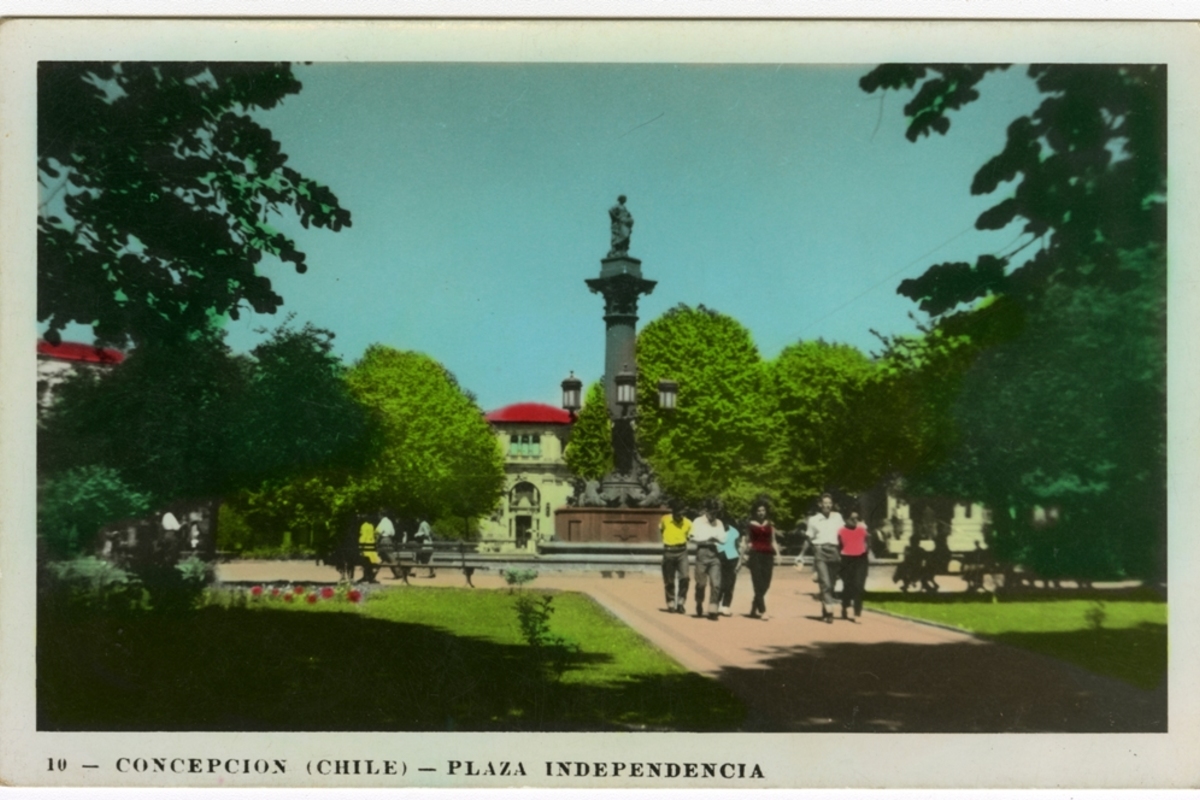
608 195 634 257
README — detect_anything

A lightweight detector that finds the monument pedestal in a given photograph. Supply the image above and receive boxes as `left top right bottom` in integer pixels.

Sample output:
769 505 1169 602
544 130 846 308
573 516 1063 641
554 506 668 544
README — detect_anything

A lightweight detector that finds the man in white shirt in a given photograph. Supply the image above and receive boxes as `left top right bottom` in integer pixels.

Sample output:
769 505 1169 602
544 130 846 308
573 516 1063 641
690 498 727 620
806 493 845 623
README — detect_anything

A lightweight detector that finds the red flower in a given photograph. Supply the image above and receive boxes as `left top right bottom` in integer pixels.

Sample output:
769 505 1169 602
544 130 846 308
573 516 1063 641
320 586 334 599
250 585 263 597
284 593 294 603
293 585 305 594
270 587 281 597
306 593 318 604
347 589 362 603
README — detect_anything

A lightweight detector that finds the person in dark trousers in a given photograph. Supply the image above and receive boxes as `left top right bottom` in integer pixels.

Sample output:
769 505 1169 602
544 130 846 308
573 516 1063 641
745 502 781 620
715 514 743 616
659 501 692 613
806 493 845 623
838 511 870 621
690 498 727 620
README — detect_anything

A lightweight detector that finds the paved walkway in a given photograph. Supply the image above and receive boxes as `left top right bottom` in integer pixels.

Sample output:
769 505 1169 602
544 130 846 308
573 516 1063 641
216 560 1166 732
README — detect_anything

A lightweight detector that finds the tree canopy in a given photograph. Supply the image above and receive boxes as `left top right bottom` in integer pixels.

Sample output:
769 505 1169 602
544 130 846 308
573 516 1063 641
341 346 505 523
39 322 374 507
860 64 1164 315
862 64 1167 580
563 381 613 482
766 340 881 521
38 62 351 347
635 304 771 506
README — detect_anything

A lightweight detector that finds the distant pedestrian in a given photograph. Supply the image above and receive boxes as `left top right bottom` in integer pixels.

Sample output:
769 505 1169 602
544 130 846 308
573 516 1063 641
376 511 397 564
690 498 726 620
745 502 781 620
807 493 845 623
659 502 692 614
716 515 743 617
359 516 380 583
838 511 870 621
414 519 436 578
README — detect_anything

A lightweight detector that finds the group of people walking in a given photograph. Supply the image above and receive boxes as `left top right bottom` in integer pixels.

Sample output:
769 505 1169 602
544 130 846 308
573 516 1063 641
660 498 783 621
660 493 871 623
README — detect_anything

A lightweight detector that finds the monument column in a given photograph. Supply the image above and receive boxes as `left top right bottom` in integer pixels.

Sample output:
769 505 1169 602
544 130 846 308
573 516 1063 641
586 256 657 419
585 195 656 420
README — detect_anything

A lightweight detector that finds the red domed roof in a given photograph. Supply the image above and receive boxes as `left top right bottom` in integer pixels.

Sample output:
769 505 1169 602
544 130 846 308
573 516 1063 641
37 340 125 364
486 402 573 425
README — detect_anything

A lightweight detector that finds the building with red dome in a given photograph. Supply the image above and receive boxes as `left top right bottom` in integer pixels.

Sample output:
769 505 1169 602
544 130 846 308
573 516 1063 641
478 401 575 552
36 340 125 414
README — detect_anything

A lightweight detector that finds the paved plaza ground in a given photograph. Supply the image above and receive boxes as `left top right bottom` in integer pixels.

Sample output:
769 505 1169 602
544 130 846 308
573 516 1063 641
217 560 1166 732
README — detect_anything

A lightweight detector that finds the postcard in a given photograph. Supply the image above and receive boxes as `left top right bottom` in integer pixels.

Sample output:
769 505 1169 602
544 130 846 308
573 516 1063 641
1 17 1198 790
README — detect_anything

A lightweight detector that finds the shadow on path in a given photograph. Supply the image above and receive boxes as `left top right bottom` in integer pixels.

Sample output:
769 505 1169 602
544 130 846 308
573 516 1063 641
716 635 1166 732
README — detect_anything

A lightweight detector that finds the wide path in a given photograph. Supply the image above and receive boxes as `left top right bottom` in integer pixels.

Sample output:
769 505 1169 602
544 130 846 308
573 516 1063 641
217 560 1165 732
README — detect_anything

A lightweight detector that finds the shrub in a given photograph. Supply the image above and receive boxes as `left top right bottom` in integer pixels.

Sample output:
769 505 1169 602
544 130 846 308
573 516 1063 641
41 556 144 613
38 466 154 558
513 592 579 681
503 568 539 589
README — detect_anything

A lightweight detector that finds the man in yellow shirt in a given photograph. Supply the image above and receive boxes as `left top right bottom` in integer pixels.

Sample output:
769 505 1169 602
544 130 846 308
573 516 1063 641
660 501 692 613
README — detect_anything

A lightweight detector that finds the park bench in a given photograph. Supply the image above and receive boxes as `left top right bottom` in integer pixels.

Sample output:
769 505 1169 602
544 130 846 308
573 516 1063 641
354 541 491 587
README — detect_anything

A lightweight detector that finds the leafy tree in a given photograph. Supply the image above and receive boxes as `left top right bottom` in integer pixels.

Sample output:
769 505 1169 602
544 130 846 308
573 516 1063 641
766 340 879 521
635 304 771 505
39 62 351 347
562 381 613 481
341 346 505 525
862 64 1166 579
39 323 374 508
226 318 377 490
928 248 1165 580
38 466 154 558
860 64 1164 312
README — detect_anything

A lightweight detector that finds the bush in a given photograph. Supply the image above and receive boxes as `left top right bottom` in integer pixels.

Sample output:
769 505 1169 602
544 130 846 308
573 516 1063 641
513 592 579 682
41 556 145 613
38 466 154 558
503 568 539 588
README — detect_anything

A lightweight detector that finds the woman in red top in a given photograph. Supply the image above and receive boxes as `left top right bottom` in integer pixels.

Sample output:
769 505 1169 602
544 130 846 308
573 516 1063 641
745 503 780 620
837 512 870 621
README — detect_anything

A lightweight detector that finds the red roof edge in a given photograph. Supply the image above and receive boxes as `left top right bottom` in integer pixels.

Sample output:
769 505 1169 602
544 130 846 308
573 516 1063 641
37 340 126 365
485 402 573 425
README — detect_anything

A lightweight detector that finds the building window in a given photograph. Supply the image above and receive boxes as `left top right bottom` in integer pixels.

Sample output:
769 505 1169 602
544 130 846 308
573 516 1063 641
508 433 541 457
511 481 539 508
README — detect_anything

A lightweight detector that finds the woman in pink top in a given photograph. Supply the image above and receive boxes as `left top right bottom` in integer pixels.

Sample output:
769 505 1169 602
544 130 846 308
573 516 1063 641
837 512 870 621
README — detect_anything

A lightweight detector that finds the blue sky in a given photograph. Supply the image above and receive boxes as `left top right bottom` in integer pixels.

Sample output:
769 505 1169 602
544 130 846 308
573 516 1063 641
71 63 1046 412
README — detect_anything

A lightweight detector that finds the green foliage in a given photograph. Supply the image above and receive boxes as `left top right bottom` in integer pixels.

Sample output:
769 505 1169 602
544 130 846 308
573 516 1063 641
343 346 505 522
636 304 771 505
868 589 1166 689
934 248 1165 580
237 347 505 555
39 323 374 512
41 556 145 613
40 588 745 730
38 465 154 558
503 568 540 588
513 592 580 682
766 340 879 521
863 63 1167 580
861 64 1164 310
562 381 613 481
39 62 351 348
430 515 482 542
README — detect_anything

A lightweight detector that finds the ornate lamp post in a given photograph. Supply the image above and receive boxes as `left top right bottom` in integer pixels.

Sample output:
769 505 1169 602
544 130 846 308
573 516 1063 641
560 371 582 416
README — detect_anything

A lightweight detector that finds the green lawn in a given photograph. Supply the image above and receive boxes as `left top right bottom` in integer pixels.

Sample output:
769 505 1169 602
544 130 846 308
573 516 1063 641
866 589 1167 690
38 586 744 731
